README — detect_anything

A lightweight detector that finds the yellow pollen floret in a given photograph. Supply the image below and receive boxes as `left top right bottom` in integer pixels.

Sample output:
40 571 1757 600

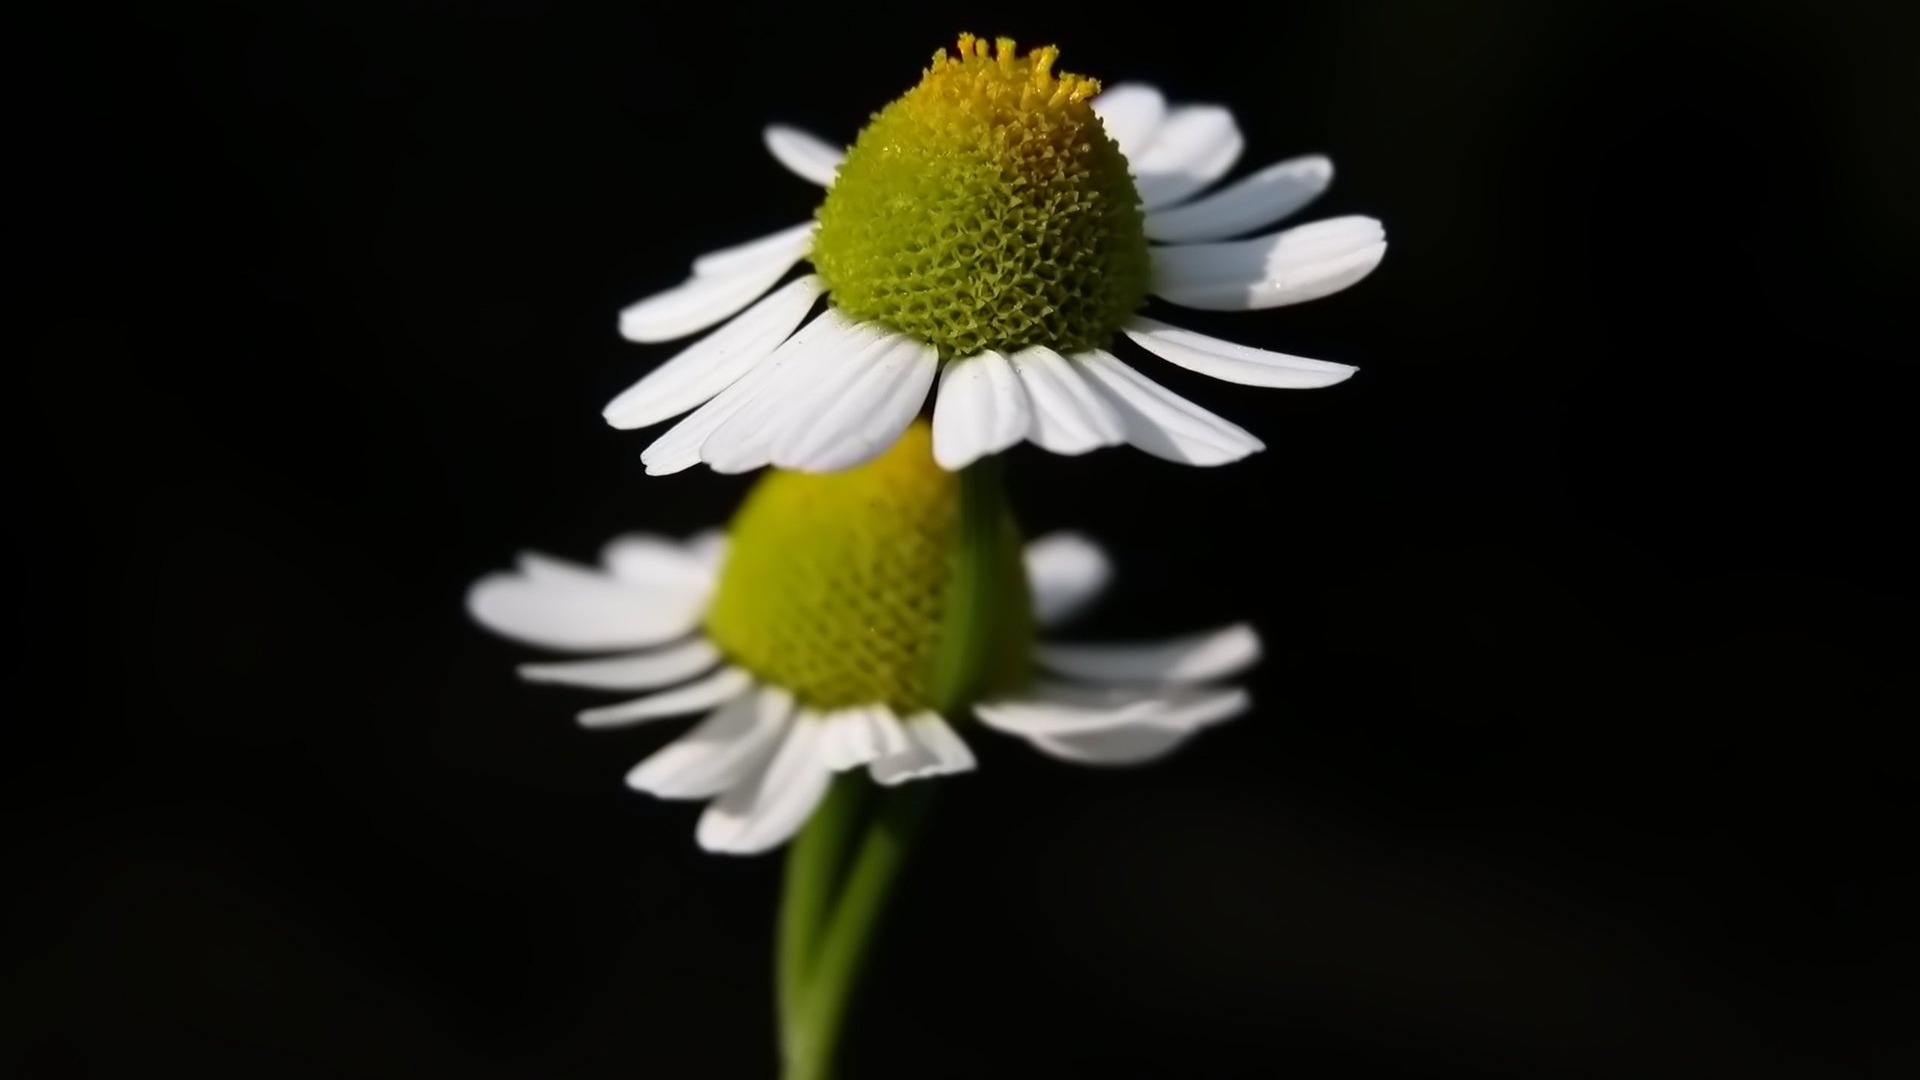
809 34 1150 359
703 422 1033 714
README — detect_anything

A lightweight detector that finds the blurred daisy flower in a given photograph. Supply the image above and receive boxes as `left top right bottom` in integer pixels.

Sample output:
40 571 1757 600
467 423 1259 854
609 34 1382 475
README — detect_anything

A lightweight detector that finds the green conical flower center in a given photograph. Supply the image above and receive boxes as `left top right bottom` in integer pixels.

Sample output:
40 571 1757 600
810 34 1151 359
704 422 1033 714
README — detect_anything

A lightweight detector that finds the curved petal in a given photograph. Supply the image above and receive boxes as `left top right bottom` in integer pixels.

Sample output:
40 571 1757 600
698 311 892 474
771 334 939 472
576 666 755 729
1076 350 1264 466
975 684 1249 737
932 350 1033 470
625 686 793 799
1144 154 1333 243
1027 724 1195 766
599 533 722 590
1090 82 1167 162
1035 623 1260 686
1124 317 1356 389
640 307 856 475
603 275 822 431
1131 105 1244 210
869 712 977 787
1007 346 1126 455
697 714 836 855
763 124 845 187
1151 215 1386 311
519 638 722 691
468 559 707 651
1024 532 1111 627
618 223 814 343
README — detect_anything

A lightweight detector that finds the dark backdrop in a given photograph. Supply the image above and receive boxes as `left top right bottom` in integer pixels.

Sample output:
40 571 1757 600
12 2 1915 1077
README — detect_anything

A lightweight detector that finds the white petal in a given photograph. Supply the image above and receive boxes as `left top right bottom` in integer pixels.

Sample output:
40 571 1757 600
771 334 938 472
1151 215 1386 311
1024 532 1112 627
869 712 976 787
683 529 728 570
1034 623 1260 686
1144 155 1333 243
519 638 722 690
640 308 851 475
576 666 755 729
698 310 888 474
1131 106 1244 211
1007 346 1126 455
618 223 815 343
932 350 1032 470
813 708 865 771
1123 317 1356 389
625 686 793 799
697 715 836 855
599 533 722 591
1090 82 1167 162
1076 350 1264 466
763 124 845 187
688 222 818 279
975 685 1249 736
603 275 822 431
1027 724 1195 766
468 559 706 651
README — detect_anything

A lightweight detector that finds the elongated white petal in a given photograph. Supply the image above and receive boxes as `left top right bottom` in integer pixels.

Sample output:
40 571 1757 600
976 685 1249 736
618 223 814 343
519 638 722 690
1151 215 1386 311
1090 82 1166 162
576 666 755 729
641 307 852 475
1131 106 1244 210
772 334 938 472
763 124 845 187
1144 154 1333 243
932 350 1032 470
1024 532 1111 627
869 712 976 786
468 560 706 651
1027 724 1194 766
599 533 722 591
1123 317 1356 389
1007 346 1126 455
699 310 889 473
1035 623 1260 686
625 687 793 799
697 716 836 854
603 275 822 431
1077 350 1264 466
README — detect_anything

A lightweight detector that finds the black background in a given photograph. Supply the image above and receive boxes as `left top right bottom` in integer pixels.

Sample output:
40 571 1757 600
12 1 1916 1076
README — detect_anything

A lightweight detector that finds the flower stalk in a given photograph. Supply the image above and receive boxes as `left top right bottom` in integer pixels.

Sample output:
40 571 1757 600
775 458 1010 1080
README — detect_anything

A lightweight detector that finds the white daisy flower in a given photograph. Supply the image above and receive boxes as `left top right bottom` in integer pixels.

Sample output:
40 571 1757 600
467 423 1259 855
608 34 1382 475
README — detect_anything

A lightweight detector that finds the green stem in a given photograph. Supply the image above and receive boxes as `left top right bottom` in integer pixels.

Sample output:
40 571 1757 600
777 458 1006 1080
782 784 933 1080
778 776 866 1043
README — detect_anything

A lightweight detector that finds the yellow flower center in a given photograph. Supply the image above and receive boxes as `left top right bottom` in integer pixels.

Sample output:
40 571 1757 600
704 422 1033 713
809 34 1151 359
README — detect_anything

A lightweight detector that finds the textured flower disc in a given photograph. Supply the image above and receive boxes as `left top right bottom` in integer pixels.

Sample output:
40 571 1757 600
703 421 1033 713
811 34 1151 358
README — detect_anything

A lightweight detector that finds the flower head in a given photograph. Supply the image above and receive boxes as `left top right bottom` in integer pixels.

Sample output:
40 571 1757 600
609 35 1383 475
467 422 1260 854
